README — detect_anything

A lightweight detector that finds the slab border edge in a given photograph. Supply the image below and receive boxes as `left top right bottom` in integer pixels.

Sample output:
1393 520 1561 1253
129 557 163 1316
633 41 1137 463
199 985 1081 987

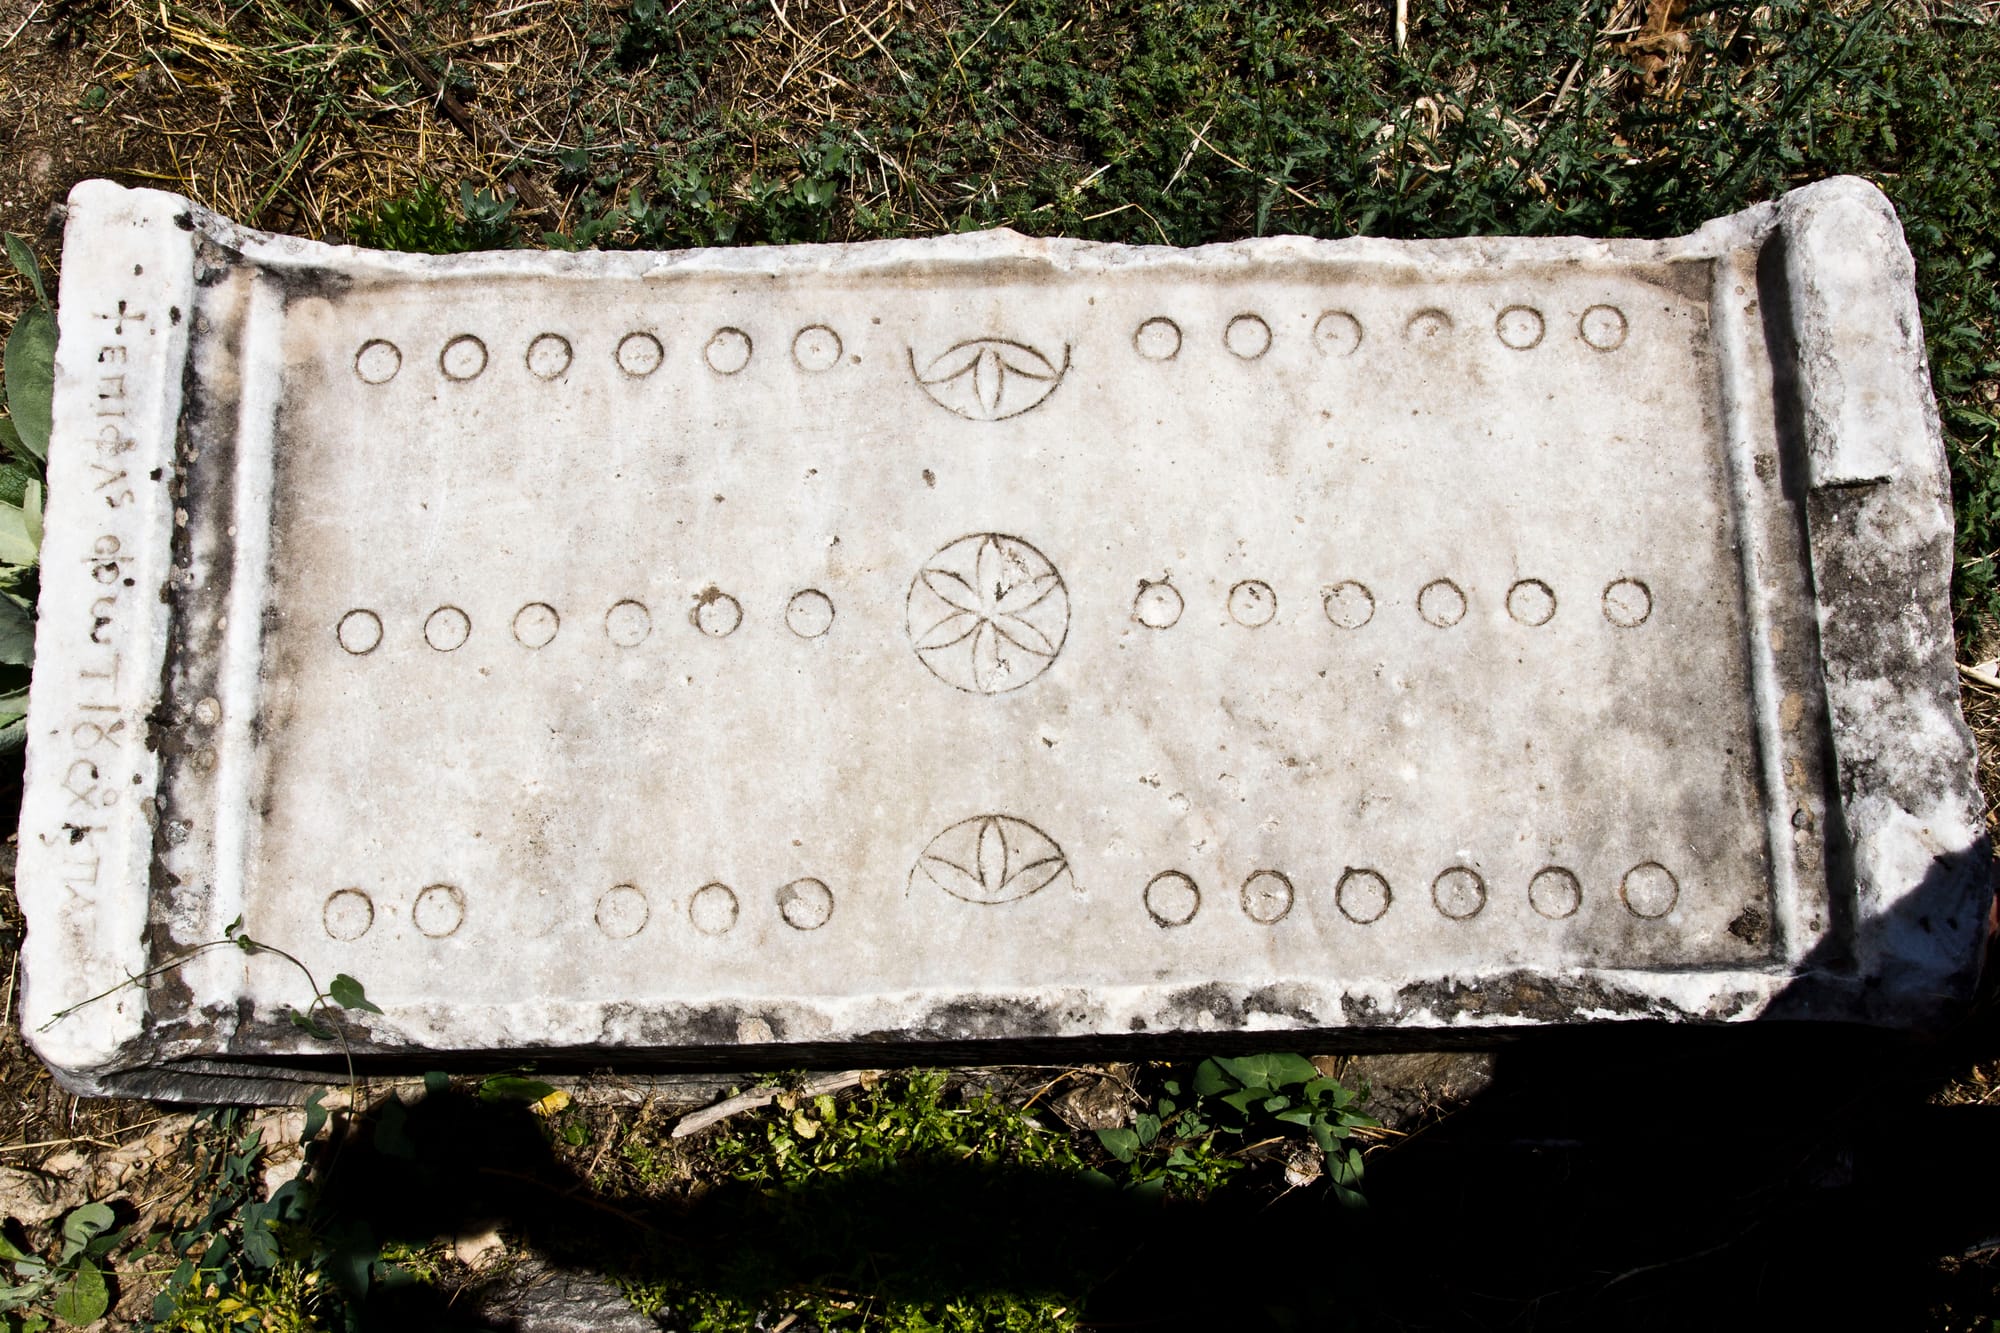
1779 174 1992 1020
18 182 195 1089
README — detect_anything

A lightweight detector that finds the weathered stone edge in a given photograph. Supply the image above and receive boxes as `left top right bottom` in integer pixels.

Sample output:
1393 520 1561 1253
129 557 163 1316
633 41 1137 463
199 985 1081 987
1777 176 1993 1014
18 182 195 1078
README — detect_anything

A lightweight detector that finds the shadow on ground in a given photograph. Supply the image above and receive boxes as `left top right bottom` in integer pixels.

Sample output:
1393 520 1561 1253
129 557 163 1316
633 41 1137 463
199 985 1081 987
308 1003 2000 1332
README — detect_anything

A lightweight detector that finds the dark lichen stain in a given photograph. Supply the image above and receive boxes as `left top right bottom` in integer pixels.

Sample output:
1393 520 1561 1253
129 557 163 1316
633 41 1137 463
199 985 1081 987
1345 971 1714 1027
1160 983 1246 1029
1728 905 1769 947
268 264 354 306
917 997 1063 1042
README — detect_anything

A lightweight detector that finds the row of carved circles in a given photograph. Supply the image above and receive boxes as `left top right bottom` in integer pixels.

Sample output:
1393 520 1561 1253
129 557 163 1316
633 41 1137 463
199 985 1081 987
352 324 849 385
1142 860 1680 928
1132 303 1630 363
349 302 1630 386
333 575 1650 660
321 876 836 942
1137 575 1654 631
334 589 836 655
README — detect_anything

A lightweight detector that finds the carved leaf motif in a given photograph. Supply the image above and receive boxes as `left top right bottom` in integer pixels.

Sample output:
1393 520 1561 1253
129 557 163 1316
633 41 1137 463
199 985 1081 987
1002 856 1068 900
916 814 1069 904
914 609 981 651
992 613 1056 658
910 339 1069 421
970 620 1006 693
922 568 983 615
920 852 987 902
976 817 1008 895
996 572 1061 617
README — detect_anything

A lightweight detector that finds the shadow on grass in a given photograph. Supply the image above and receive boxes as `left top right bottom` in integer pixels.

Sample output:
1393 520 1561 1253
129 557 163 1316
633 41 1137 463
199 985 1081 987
307 1005 2000 1332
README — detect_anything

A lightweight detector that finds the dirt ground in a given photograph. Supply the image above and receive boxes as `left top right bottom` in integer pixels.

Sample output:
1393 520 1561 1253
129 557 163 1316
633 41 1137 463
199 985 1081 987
2 0 1999 1326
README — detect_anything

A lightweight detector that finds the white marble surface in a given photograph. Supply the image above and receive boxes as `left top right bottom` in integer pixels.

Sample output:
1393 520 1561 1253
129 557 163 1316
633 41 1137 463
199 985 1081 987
17 178 1987 1098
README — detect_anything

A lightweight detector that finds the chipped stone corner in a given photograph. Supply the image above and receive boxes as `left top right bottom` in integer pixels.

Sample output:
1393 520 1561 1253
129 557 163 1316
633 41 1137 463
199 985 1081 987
1777 174 1993 1017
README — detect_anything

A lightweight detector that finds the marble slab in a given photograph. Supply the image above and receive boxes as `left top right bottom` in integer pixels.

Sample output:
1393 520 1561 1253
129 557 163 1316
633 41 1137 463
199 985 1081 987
18 178 1989 1098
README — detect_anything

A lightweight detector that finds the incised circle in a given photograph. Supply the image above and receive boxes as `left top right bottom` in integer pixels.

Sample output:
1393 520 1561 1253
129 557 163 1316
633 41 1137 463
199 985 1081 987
1143 871 1201 927
336 609 382 655
1323 581 1375 630
1432 867 1487 920
1336 868 1392 924
1528 866 1582 920
778 877 836 931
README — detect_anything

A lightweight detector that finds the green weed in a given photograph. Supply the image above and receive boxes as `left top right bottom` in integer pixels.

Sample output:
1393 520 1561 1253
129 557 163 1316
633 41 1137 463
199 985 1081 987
1096 1055 1377 1206
346 180 517 254
0 234 50 750
0 1202 124 1329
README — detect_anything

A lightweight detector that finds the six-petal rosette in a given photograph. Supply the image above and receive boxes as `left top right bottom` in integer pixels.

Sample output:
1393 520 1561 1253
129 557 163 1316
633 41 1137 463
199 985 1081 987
905 533 1070 694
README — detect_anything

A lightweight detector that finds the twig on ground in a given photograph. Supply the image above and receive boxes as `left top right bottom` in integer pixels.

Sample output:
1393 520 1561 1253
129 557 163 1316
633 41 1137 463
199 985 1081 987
671 1070 879 1138
1960 661 2000 691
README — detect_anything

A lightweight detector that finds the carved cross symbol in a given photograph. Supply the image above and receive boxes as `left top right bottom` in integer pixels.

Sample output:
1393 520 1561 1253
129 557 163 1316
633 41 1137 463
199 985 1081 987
97 301 147 334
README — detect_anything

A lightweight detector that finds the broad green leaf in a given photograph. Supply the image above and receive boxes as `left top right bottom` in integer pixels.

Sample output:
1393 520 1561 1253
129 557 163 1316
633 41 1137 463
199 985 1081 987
422 1070 449 1095
59 1203 113 1252
1220 1089 1258 1115
302 1089 330 1141
1133 1113 1160 1146
240 1213 279 1269
3 235 45 307
0 461 35 510
0 1233 25 1263
1215 1053 1319 1091
290 1009 336 1040
1 713 31 753
1262 1095 1291 1115
1095 1127 1139 1163
0 418 24 469
1191 1059 1231 1097
3 307 54 463
23 481 39 550
1275 1108 1314 1126
328 973 383 1014
0 505 37 566
49 1258 107 1327
477 1075 556 1104
0 596 33 667
1311 1120 1338 1157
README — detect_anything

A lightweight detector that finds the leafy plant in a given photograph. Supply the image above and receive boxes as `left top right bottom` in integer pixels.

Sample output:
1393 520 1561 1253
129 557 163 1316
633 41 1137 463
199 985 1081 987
0 1202 123 1329
147 1109 342 1333
43 916 382 1064
346 181 517 254
1096 1055 1377 1205
0 232 52 750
